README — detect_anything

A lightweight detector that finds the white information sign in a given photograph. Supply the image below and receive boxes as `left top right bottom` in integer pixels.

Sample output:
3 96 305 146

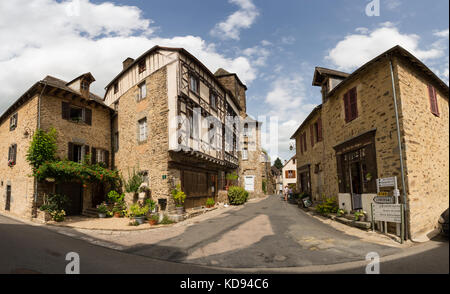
372 204 402 223
377 177 396 188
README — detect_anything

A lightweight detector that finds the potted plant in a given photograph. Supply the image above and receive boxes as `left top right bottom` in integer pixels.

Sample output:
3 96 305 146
148 214 159 226
336 208 346 217
206 198 215 208
7 159 16 167
129 203 149 225
97 202 108 218
365 173 373 182
112 200 126 218
225 172 238 190
172 184 186 215
355 210 367 222
146 198 157 214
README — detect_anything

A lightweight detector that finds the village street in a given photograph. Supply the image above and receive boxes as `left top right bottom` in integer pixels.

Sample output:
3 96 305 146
0 195 448 274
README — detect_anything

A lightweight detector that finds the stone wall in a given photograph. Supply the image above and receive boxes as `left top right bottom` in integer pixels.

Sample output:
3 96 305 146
395 56 449 238
113 67 172 210
0 94 39 219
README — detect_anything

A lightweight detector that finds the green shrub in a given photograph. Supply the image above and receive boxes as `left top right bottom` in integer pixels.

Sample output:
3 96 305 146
315 198 338 215
262 180 267 194
206 198 215 207
171 184 186 207
129 203 148 217
107 190 124 204
160 215 174 225
228 186 249 205
124 168 144 193
26 128 57 171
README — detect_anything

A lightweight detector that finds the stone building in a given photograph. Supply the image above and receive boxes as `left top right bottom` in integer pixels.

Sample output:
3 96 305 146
0 73 113 220
291 45 449 240
104 46 266 210
282 156 297 189
0 46 267 220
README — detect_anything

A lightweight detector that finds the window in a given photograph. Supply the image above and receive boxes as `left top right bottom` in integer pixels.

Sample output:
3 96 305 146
243 123 250 137
315 118 323 142
62 102 92 125
114 83 119 94
210 91 217 109
302 132 307 152
242 148 248 160
286 170 296 179
114 101 119 111
114 132 119 152
428 85 440 117
9 113 18 131
209 123 215 146
138 118 148 142
310 124 315 147
138 82 147 101
81 80 89 91
68 143 83 163
190 74 199 94
8 144 17 164
344 87 358 122
138 60 146 74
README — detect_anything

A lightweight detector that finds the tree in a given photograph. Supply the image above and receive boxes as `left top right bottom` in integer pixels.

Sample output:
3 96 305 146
26 128 57 171
273 157 283 170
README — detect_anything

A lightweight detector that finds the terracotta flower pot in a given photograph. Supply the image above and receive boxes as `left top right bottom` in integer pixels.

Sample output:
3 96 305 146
149 219 158 226
114 212 121 218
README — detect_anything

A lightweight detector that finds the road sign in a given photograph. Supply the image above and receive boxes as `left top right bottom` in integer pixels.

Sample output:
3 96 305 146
377 177 396 188
372 204 402 223
373 196 395 204
377 191 389 196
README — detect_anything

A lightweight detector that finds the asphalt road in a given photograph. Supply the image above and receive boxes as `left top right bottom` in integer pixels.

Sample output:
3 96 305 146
0 196 448 274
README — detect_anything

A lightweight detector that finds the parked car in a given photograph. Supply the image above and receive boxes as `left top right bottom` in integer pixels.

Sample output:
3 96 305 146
438 208 449 237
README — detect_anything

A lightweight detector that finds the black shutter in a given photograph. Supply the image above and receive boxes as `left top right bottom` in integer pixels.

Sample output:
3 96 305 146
84 145 90 162
105 151 110 168
8 146 12 161
84 108 92 125
14 144 17 162
365 143 378 193
62 102 70 120
91 148 97 164
68 142 74 161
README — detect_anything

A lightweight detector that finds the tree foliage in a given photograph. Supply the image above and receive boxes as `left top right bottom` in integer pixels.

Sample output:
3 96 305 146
26 128 58 171
273 157 283 170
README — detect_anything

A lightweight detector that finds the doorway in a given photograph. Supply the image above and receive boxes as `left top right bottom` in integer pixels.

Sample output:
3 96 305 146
5 185 11 211
349 162 363 210
56 182 83 216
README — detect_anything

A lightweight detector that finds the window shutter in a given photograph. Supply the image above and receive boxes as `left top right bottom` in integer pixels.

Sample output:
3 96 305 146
105 151 110 168
350 87 358 120
8 146 12 161
293 170 296 179
310 124 314 147
300 135 303 154
68 142 74 161
285 171 289 178
9 117 13 131
84 145 90 163
91 148 97 164
317 117 323 142
12 144 17 162
62 102 70 120
343 92 349 122
84 108 92 125
303 133 307 152
428 85 440 116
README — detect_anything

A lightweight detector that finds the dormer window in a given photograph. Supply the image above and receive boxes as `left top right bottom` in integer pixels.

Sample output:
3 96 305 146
114 83 119 94
81 80 89 91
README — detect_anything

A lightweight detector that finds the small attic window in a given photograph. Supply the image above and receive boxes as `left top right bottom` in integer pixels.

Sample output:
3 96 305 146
138 60 146 74
81 80 89 91
114 83 119 94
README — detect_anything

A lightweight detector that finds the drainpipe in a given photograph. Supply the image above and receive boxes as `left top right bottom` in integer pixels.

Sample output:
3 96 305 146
388 56 409 240
33 81 47 207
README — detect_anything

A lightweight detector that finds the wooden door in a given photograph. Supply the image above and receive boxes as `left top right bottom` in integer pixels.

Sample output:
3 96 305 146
5 185 11 211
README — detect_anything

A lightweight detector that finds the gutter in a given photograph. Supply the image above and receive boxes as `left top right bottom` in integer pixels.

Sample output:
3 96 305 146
388 55 409 240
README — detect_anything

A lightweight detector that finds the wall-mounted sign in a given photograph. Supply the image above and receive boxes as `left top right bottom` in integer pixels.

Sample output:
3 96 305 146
372 204 402 223
373 196 395 204
377 177 396 188
162 175 167 180
377 191 389 196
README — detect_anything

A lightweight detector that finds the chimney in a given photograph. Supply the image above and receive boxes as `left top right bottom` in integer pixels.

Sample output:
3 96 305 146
123 57 135 70
214 68 247 115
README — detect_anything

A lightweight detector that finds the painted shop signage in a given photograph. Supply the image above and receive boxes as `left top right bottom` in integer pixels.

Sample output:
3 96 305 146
372 204 402 223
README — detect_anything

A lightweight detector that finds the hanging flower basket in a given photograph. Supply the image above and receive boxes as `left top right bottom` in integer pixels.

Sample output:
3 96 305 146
7 160 16 167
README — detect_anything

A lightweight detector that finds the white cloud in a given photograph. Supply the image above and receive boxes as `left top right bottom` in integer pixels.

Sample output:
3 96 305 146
242 46 270 67
0 0 258 114
434 29 449 38
210 0 259 40
261 75 316 162
281 36 296 45
326 23 447 72
385 0 402 10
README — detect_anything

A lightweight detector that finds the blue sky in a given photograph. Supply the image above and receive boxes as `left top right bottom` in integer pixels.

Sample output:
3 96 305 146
0 0 448 162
